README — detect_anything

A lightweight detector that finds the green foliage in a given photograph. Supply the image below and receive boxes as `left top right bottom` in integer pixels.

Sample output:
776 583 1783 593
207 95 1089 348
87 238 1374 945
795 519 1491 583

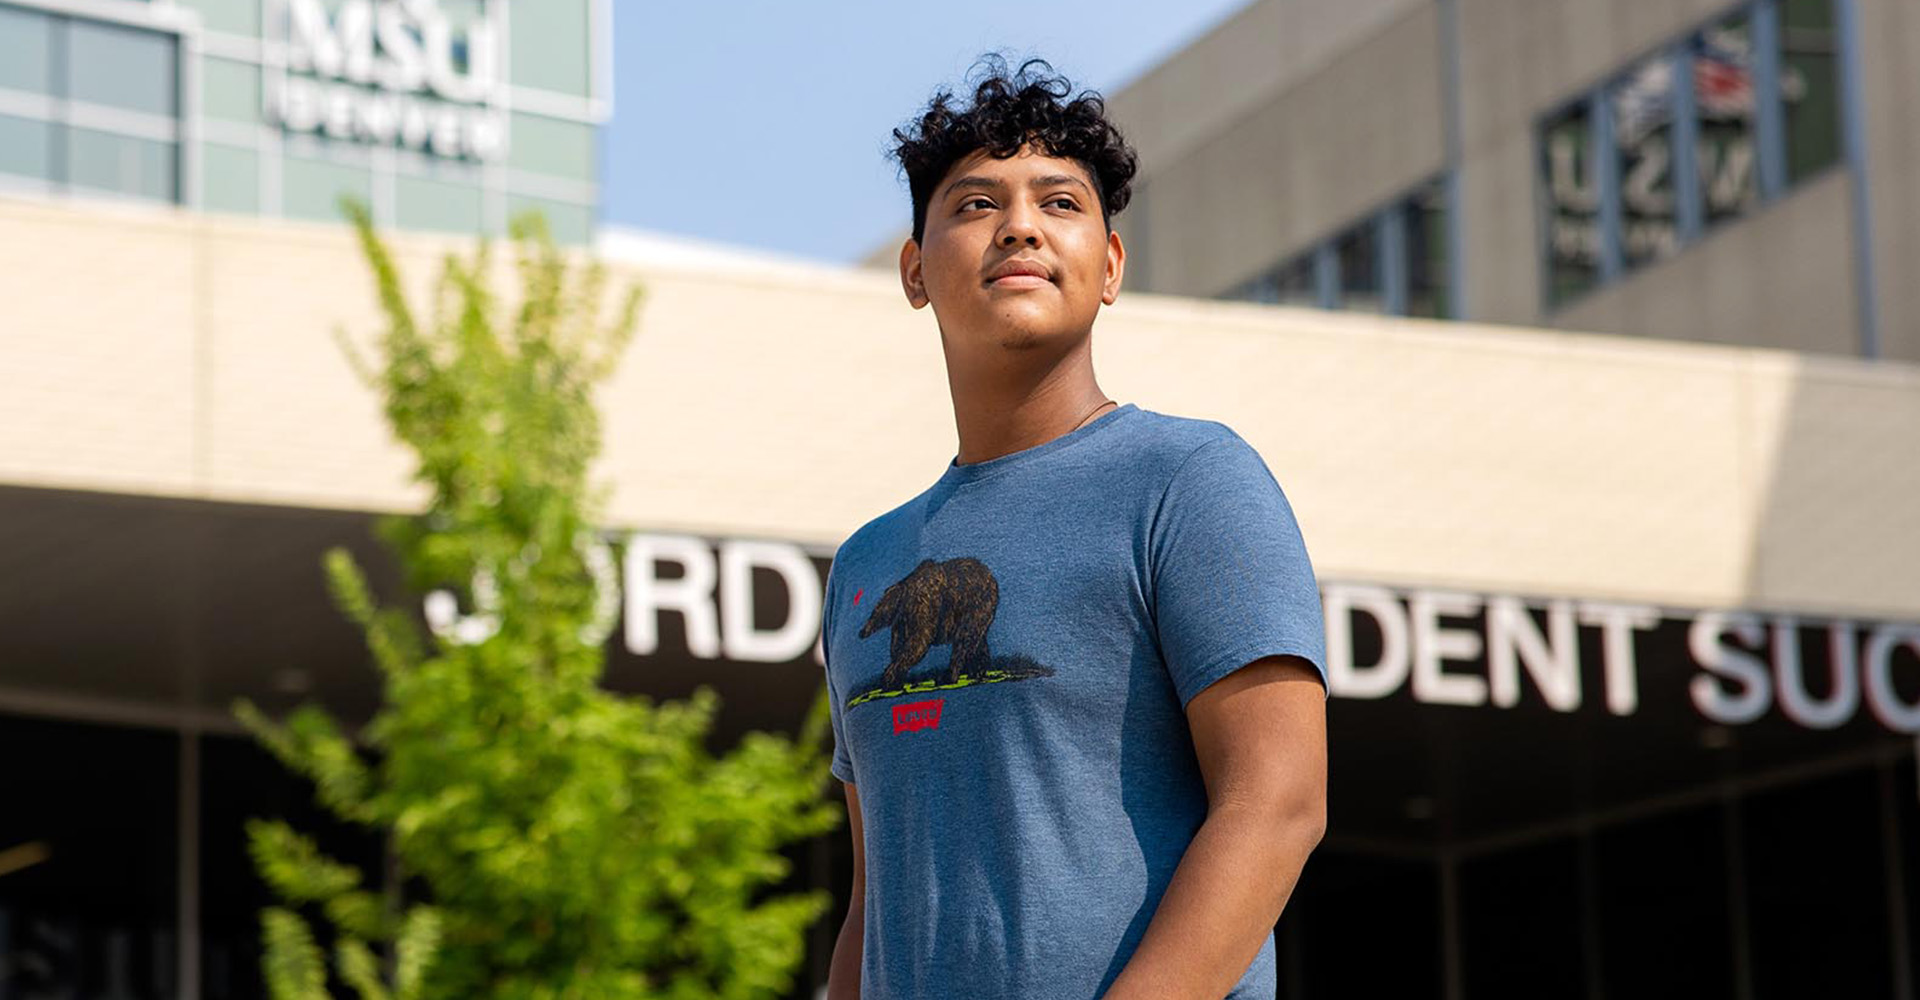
235 199 842 999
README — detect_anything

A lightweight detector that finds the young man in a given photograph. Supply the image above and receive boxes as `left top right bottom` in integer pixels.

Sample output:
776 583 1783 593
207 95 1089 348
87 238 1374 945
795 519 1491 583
821 56 1328 1000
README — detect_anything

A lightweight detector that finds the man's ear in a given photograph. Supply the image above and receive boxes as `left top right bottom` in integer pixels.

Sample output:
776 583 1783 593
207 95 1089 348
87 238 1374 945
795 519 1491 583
900 238 930 309
1101 228 1126 306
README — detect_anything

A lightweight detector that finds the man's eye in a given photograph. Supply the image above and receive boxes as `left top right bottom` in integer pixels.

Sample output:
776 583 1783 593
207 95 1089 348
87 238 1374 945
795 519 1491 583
961 197 994 211
1049 197 1079 210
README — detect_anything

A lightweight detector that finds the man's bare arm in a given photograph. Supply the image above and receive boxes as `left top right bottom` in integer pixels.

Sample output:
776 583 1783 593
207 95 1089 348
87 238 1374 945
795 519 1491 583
826 781 865 1000
1099 655 1327 1000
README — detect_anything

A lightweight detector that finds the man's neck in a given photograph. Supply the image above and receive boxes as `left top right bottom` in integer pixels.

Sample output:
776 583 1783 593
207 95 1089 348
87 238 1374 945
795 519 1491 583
946 351 1112 466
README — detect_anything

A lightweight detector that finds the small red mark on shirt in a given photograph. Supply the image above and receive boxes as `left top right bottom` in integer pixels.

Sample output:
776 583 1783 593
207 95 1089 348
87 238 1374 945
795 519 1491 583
853 587 863 605
893 699 943 733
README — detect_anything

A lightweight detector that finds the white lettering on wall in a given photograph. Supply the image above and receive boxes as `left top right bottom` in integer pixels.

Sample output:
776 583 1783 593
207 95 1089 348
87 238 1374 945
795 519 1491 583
1488 596 1580 712
623 534 721 659
1324 583 1410 699
1410 589 1488 707
269 0 505 160
1579 601 1660 716
718 540 823 663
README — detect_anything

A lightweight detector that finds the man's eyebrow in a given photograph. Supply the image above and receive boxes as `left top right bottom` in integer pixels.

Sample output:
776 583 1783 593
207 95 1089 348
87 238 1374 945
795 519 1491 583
939 173 1095 200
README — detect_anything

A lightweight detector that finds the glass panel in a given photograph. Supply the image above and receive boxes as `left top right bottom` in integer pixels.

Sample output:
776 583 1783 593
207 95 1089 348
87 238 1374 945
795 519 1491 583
1271 254 1316 307
1610 52 1682 271
1459 838 1587 998
66 19 177 118
174 0 260 36
1403 180 1450 319
1224 255 1312 306
508 111 594 181
282 153 372 222
1695 11 1763 229
510 0 590 97
1780 0 1840 183
1540 99 1600 307
507 193 592 244
1742 770 1894 999
1292 853 1443 998
201 141 259 214
396 172 483 234
202 56 263 124
0 5 55 95
0 113 55 183
1334 222 1381 313
67 127 177 201
0 715 178 997
200 734 387 1000
1899 756 1920 975
1594 806 1733 999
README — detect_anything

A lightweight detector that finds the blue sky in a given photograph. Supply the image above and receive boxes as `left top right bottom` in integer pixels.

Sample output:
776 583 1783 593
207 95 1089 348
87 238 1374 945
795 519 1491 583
599 1 1254 264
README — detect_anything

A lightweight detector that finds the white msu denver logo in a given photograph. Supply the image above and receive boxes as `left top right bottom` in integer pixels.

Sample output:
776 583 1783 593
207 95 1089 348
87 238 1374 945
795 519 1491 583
264 0 506 160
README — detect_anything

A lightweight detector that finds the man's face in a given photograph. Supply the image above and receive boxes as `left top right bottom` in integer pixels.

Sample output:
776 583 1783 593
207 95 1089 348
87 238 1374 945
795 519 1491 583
900 143 1124 354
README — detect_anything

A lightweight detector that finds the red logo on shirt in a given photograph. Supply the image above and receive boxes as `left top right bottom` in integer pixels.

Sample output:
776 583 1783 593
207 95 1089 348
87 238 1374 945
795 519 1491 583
893 699 943 733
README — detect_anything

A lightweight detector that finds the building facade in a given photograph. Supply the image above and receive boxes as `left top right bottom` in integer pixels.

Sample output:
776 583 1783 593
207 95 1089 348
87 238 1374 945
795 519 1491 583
5 1 1920 996
1076 0 1919 364
3 194 1919 997
0 0 607 241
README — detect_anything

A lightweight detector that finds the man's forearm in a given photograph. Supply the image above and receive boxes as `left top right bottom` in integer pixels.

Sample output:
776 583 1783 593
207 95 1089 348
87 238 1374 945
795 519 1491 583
826 903 864 1000
1099 801 1322 1000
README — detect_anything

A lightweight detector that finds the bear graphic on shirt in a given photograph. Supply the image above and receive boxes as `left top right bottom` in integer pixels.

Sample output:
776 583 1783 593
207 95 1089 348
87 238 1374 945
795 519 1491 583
849 556 1053 708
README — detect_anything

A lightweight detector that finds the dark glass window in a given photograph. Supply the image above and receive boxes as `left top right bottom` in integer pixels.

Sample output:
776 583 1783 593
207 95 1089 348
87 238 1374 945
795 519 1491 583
1459 838 1587 998
200 733 388 1000
1542 100 1600 307
1780 0 1841 183
1537 0 1845 310
1225 254 1315 307
1695 11 1763 229
1404 181 1450 319
0 714 178 998
1223 175 1450 319
1334 222 1382 313
1742 769 1894 999
1899 756 1920 977
1289 852 1442 999
1594 805 1734 1000
1611 53 1683 270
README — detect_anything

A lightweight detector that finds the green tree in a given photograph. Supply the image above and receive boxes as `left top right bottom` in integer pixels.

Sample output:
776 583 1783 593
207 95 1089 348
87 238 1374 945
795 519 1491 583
233 200 842 999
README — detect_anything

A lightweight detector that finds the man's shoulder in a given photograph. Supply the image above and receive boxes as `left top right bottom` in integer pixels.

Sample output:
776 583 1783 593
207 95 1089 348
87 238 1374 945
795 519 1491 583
1121 405 1247 473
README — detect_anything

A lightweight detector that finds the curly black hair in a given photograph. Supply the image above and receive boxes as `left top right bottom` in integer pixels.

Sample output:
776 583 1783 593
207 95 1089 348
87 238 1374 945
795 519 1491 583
889 54 1139 245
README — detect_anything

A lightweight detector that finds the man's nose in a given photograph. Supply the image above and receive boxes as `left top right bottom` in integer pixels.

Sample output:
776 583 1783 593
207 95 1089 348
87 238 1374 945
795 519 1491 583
998 204 1042 247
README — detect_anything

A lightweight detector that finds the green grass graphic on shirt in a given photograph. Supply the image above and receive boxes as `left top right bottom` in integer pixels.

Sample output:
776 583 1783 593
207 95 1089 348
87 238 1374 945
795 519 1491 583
846 654 1055 709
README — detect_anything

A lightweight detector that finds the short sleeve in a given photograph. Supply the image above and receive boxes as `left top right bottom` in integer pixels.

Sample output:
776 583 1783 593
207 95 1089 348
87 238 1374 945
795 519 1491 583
1149 434 1328 707
822 560 856 785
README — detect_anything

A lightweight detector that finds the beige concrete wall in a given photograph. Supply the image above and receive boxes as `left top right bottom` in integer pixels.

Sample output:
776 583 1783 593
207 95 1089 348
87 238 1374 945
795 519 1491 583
2 197 1918 620
1104 0 1425 183
1550 169 1859 357
1118 3 1446 298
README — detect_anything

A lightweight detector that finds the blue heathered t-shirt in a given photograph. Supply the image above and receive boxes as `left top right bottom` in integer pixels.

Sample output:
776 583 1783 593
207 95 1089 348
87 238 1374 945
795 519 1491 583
821 402 1328 1000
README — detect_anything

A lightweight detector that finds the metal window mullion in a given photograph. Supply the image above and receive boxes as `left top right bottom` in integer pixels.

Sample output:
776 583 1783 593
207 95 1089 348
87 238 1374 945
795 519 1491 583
1751 0 1787 199
1591 91 1624 283
1671 39 1704 244
1312 242 1339 309
1380 205 1408 316
1439 0 1468 319
1836 0 1880 359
